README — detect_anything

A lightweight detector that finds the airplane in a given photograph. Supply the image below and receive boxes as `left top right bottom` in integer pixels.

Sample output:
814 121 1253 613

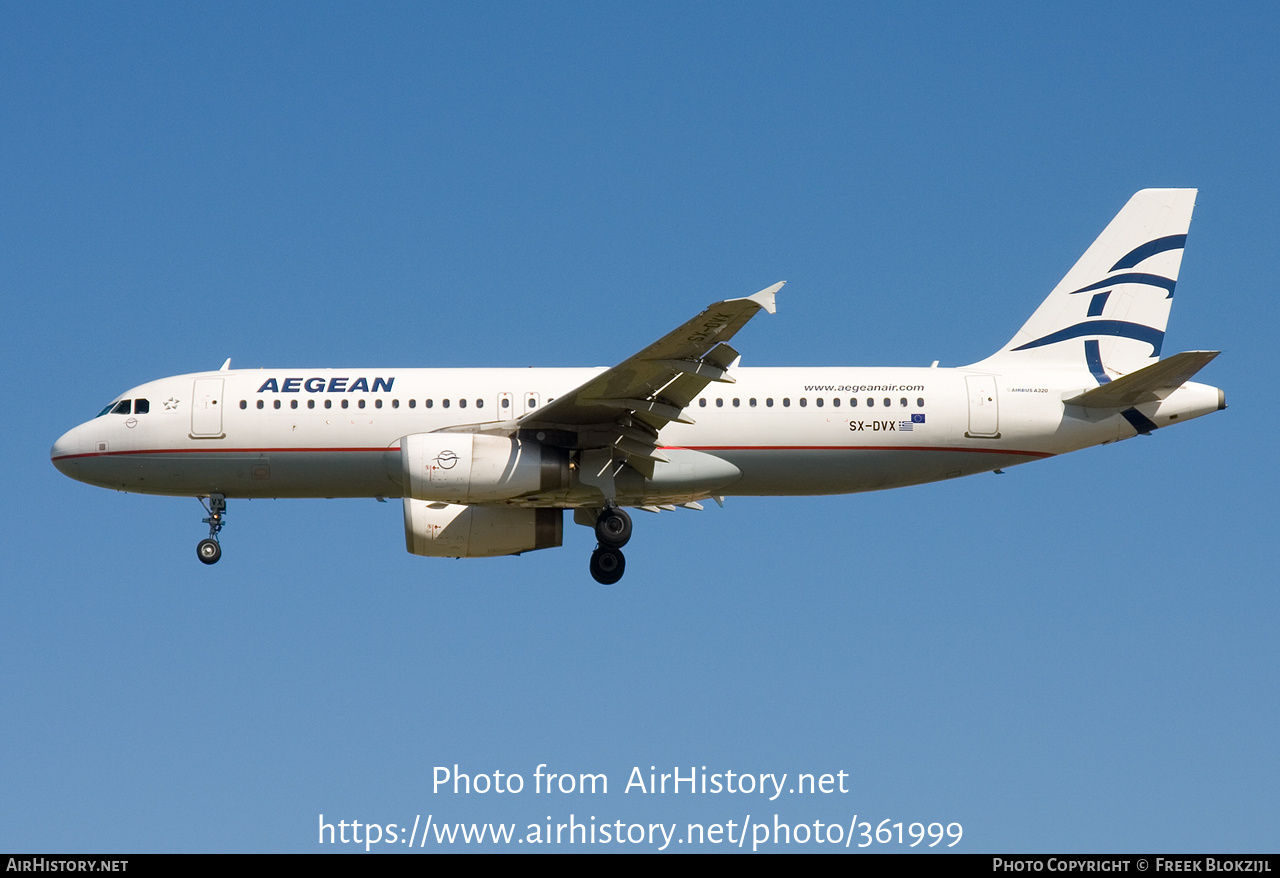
50 189 1224 584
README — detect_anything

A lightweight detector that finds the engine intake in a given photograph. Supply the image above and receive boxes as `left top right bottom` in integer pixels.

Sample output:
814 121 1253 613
399 433 569 503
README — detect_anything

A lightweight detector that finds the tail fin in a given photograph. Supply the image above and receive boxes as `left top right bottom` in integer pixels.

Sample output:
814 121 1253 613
969 189 1197 381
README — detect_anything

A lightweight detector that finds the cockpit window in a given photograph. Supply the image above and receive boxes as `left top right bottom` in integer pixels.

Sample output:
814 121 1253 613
96 397 150 417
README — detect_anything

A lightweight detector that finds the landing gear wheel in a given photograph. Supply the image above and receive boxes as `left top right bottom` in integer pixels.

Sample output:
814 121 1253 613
594 505 632 549
197 538 222 565
589 547 626 585
197 494 227 565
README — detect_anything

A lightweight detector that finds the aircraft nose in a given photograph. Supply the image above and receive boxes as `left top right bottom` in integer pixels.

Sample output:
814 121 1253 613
50 425 84 479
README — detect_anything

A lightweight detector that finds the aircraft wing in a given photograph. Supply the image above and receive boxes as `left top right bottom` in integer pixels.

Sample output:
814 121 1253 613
519 282 782 474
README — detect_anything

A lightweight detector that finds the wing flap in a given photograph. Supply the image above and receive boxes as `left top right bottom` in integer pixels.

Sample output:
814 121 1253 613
653 353 737 384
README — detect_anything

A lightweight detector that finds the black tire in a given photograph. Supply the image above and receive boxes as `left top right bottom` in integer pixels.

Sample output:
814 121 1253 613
589 547 625 585
197 538 222 565
594 506 632 549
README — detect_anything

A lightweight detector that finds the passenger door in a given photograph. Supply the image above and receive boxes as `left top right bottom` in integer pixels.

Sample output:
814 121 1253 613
190 378 225 438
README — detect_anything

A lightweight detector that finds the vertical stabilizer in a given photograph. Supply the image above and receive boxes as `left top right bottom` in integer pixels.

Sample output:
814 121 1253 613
970 189 1197 381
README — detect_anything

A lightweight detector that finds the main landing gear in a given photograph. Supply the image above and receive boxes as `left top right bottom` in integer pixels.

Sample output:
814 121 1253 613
589 504 632 585
196 494 226 565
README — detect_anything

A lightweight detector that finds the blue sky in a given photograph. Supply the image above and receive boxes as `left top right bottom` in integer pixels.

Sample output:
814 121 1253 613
3 2 1276 853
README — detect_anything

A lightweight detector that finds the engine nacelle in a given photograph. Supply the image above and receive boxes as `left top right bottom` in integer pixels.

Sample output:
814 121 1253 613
399 433 569 503
403 500 563 558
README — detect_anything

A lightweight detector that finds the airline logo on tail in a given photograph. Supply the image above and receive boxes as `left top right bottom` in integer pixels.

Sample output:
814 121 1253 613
1011 234 1187 359
974 189 1197 383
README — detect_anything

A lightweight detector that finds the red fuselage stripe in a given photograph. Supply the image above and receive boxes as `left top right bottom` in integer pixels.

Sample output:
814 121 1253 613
668 445 1053 458
52 447 395 461
54 444 1053 461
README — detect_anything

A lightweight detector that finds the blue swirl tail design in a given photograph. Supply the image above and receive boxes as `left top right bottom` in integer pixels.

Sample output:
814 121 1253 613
965 189 1196 379
1010 320 1165 357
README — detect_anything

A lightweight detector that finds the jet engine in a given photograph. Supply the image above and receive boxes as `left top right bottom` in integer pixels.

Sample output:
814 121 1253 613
399 433 569 503
403 500 563 558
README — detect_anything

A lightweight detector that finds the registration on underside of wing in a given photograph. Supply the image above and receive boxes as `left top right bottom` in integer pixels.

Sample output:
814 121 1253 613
519 282 783 476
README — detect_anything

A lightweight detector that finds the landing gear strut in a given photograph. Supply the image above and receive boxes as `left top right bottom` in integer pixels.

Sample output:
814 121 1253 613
197 494 226 565
589 504 632 585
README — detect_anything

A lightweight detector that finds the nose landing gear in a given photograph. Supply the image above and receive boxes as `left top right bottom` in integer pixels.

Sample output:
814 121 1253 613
589 504 631 585
196 494 226 565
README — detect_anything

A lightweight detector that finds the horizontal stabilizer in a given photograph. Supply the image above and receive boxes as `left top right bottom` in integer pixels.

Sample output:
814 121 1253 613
1065 351 1219 408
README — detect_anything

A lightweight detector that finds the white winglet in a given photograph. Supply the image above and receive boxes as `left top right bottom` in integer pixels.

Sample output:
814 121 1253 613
741 281 784 315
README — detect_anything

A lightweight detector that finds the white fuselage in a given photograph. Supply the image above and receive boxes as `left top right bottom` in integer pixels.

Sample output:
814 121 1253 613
49 365 1223 504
